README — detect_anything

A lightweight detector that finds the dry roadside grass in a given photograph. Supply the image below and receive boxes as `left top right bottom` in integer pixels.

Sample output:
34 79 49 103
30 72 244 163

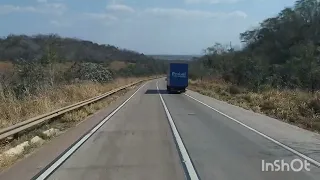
189 79 320 132
0 77 147 128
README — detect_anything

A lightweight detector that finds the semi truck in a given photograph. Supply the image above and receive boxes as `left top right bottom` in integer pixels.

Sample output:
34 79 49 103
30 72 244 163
166 63 188 93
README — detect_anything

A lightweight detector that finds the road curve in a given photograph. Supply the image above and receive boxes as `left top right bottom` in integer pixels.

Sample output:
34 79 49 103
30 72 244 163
1 79 320 180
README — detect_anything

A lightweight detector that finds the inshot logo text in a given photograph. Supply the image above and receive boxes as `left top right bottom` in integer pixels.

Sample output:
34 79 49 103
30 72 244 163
262 159 311 172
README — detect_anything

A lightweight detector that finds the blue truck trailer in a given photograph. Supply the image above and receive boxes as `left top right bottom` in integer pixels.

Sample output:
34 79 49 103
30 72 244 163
166 63 188 93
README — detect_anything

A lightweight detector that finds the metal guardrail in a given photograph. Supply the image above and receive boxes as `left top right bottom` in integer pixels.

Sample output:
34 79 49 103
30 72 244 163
0 77 160 141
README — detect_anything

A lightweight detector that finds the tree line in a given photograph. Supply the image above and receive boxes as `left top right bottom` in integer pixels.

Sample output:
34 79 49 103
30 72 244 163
190 0 320 92
0 34 168 99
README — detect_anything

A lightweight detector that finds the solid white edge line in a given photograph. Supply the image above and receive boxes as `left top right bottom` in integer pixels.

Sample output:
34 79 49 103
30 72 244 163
36 82 148 180
184 92 320 168
156 81 199 180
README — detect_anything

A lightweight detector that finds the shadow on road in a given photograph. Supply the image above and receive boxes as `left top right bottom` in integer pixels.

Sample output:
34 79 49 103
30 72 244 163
145 89 181 94
145 89 169 94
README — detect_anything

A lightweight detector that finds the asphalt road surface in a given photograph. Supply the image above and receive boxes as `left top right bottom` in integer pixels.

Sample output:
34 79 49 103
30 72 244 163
2 79 320 180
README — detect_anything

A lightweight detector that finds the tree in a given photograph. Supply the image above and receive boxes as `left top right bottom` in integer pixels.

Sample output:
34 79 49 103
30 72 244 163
190 0 320 91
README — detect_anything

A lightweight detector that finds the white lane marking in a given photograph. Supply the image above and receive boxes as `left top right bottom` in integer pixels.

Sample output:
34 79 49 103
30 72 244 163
184 92 320 168
157 81 200 180
36 83 148 180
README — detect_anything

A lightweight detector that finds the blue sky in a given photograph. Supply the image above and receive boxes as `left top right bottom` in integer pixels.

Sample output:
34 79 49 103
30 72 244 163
0 0 297 55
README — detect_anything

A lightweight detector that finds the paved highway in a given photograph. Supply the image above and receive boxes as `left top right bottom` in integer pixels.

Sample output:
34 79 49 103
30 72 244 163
1 79 320 180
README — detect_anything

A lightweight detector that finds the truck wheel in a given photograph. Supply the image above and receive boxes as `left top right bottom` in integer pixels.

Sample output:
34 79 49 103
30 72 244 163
167 86 171 93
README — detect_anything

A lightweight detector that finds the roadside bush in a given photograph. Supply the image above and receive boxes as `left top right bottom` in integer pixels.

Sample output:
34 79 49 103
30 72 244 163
308 97 320 114
229 85 242 94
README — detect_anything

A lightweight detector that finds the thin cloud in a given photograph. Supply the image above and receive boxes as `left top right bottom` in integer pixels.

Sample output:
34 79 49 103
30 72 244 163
84 13 118 21
106 4 135 13
145 8 247 19
37 0 48 3
0 3 67 15
185 0 244 4
50 20 61 26
0 5 37 14
50 20 71 27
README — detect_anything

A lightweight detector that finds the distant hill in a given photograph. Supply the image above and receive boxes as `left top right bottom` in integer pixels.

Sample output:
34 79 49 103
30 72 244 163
0 34 168 76
0 34 156 64
148 55 201 61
